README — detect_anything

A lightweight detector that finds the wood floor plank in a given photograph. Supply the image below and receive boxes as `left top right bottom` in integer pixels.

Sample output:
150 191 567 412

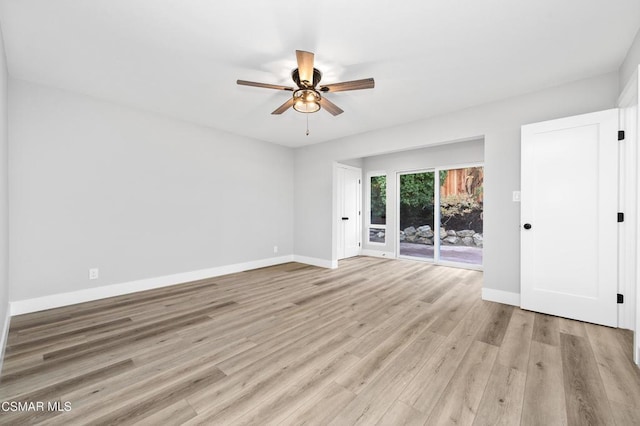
60 337 254 412
231 351 360 425
399 299 493 415
280 381 356 426
214 313 351 376
521 341 567 425
184 320 357 419
426 282 480 336
558 317 587 337
337 305 436 394
329 329 445 426
346 300 431 359
495 309 534 373
66 365 225 425
477 302 514 347
42 301 237 361
132 399 198 426
1 257 637 425
3 358 134 402
532 312 560 346
184 330 357 424
424 340 498 425
473 363 526 426
6 317 133 355
560 332 614 425
584 322 640 408
376 400 425 426
1 333 185 399
418 272 459 303
609 400 640 426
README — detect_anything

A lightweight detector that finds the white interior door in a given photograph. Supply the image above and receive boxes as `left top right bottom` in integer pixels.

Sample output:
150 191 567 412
521 109 619 327
337 166 361 259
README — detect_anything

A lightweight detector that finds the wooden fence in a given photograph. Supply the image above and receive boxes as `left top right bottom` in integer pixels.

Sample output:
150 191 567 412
440 167 484 201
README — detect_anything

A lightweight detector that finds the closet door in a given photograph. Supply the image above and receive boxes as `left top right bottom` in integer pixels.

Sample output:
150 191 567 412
521 109 618 327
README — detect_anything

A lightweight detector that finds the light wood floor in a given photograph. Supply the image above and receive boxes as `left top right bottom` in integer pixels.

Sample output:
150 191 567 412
1 257 639 425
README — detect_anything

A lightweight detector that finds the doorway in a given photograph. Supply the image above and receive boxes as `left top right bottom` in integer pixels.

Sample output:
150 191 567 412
398 165 484 268
336 164 362 260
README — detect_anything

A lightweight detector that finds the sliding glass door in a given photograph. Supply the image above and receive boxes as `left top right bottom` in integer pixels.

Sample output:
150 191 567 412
398 171 435 260
398 165 483 268
439 166 483 266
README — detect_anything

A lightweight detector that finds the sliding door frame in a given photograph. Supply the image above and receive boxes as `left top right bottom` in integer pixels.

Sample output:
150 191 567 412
396 162 484 271
396 169 437 263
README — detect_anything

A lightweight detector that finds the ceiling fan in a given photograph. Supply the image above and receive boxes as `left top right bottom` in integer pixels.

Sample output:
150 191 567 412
237 50 374 116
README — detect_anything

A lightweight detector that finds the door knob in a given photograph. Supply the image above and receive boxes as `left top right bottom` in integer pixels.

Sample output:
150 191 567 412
523 223 532 230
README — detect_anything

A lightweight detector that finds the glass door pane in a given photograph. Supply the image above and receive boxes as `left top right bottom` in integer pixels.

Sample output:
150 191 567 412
369 175 386 243
399 171 435 260
439 166 483 265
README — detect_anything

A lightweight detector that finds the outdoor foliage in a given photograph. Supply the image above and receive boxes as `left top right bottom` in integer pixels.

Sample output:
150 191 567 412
399 171 448 209
370 175 387 224
399 171 445 229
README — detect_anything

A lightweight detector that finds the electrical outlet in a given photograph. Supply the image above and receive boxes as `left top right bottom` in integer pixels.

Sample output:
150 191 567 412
89 268 99 280
512 191 521 202
273 246 278 254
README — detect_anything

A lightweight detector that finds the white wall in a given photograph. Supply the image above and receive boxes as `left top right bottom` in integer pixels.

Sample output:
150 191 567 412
9 79 294 302
361 139 484 254
294 72 619 296
0 22 9 363
620 28 640 91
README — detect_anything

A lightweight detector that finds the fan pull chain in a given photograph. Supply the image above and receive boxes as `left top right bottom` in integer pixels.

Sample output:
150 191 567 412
306 114 310 136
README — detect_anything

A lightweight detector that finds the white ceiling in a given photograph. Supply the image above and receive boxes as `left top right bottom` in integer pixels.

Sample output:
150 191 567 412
0 1 638 148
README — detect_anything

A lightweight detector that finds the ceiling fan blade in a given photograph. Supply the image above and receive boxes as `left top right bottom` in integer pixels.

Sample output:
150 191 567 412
237 80 294 91
319 97 344 116
319 78 375 93
296 50 315 86
271 98 294 115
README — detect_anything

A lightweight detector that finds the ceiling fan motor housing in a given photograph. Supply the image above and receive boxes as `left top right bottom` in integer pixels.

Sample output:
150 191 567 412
292 68 322 88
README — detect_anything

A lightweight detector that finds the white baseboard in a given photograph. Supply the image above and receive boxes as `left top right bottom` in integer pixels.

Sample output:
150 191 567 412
482 288 520 307
0 306 10 373
293 255 338 269
361 249 395 259
10 255 295 316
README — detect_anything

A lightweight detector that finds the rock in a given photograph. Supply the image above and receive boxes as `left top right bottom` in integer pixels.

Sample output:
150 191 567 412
399 231 406 242
440 228 447 239
456 230 475 237
377 231 385 238
473 233 483 247
406 235 416 243
461 236 474 246
447 230 457 237
445 236 460 245
417 225 434 238
425 238 434 246
404 226 416 236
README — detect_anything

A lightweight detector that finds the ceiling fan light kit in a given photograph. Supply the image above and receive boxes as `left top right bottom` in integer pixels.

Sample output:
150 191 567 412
237 50 375 117
293 89 321 113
